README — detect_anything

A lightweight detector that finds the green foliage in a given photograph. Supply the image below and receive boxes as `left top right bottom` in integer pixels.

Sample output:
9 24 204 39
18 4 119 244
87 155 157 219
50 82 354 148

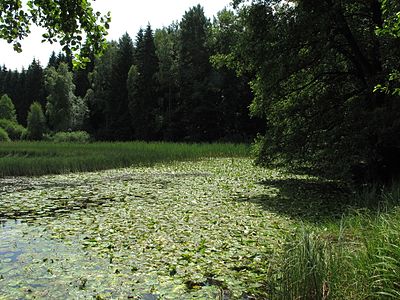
375 0 400 96
45 63 85 131
0 60 46 126
46 131 91 143
70 96 89 130
0 126 10 142
22 59 45 125
0 118 26 140
0 94 17 122
0 0 110 67
227 0 400 182
154 24 182 140
86 42 118 138
26 102 46 140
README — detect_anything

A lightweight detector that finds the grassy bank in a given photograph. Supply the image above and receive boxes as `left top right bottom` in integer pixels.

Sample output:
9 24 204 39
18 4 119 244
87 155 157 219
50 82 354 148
274 183 400 299
0 141 249 176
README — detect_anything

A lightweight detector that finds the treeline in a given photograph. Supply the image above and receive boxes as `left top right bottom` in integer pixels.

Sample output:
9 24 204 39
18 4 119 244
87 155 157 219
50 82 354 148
0 5 260 143
1 1 399 183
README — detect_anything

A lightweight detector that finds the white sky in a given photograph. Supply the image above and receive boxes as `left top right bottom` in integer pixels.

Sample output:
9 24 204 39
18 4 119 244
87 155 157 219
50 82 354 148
0 0 230 71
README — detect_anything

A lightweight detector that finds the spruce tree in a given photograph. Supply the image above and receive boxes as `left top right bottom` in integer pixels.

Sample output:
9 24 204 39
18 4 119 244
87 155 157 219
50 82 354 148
22 59 45 125
178 5 221 141
106 33 134 140
129 25 160 140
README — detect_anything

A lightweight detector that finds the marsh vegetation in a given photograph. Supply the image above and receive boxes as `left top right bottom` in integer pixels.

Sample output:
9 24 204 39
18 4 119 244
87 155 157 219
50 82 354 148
1 144 399 299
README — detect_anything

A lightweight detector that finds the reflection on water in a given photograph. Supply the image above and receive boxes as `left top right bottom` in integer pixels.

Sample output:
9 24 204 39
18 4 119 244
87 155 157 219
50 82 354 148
0 219 165 299
0 220 23 263
0 219 118 299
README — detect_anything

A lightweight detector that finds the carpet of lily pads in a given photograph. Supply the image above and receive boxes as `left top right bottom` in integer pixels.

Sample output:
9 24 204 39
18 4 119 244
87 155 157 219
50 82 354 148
0 158 296 299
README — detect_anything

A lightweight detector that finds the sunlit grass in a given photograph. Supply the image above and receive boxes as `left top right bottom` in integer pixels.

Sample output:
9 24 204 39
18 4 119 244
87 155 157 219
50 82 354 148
0 141 250 176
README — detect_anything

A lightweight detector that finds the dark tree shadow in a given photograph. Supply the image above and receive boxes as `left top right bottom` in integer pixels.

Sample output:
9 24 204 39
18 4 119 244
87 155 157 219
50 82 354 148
237 178 354 223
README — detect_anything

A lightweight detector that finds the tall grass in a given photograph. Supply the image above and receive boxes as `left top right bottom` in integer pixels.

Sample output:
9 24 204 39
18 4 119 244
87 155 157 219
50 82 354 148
278 228 331 300
274 183 400 299
0 141 249 176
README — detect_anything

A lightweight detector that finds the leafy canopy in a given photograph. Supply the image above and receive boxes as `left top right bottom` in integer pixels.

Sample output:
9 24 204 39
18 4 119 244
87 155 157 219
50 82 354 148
0 0 111 68
222 0 400 182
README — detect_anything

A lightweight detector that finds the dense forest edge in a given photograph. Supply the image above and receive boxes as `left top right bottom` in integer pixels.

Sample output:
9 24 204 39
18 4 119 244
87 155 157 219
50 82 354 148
0 1 399 185
1 0 400 299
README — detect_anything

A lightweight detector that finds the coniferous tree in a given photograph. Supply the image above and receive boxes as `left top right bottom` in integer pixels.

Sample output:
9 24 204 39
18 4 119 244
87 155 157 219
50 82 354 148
48 51 58 68
74 43 95 99
2 71 20 109
106 33 134 140
14 68 26 124
47 51 73 70
0 65 7 94
178 5 222 141
20 59 45 125
129 25 160 140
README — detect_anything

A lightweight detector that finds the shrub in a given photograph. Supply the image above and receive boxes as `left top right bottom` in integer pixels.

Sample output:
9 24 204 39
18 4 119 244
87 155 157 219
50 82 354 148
0 127 11 142
26 102 46 140
46 131 91 143
0 119 27 140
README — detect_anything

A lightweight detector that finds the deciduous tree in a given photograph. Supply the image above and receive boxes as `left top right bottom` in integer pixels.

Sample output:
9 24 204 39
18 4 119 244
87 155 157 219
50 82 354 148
0 94 17 122
26 101 46 140
0 0 110 67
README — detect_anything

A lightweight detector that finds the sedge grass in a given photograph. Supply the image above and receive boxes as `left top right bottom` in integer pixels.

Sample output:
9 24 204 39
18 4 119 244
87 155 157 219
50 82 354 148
0 141 249 176
275 183 400 299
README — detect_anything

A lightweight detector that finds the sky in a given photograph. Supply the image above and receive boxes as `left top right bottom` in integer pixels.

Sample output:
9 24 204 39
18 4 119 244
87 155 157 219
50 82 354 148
0 0 231 71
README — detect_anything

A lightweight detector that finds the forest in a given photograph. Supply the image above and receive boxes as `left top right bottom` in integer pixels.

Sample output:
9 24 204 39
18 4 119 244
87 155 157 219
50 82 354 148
0 1 399 184
1 0 400 299
0 6 260 145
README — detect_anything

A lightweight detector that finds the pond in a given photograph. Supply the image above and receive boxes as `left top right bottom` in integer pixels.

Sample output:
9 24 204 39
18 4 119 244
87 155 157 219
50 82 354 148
0 158 293 299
